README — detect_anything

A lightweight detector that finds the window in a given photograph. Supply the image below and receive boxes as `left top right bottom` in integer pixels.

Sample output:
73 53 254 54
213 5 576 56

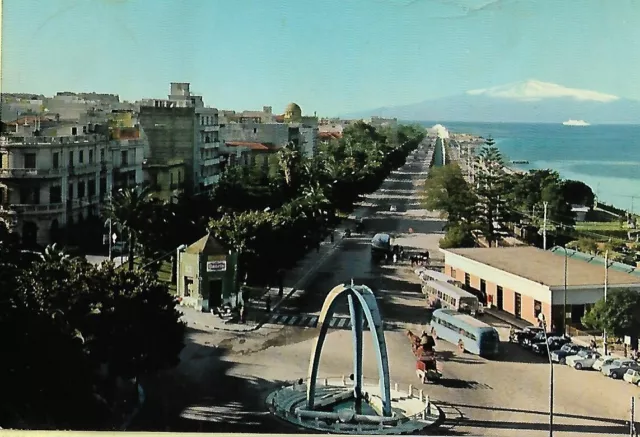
49 186 62 203
78 181 85 198
68 183 74 200
82 126 87 134
53 152 60 169
89 150 94 164
451 268 456 278
24 153 36 169
121 151 128 166
437 290 442 298
88 179 96 197
71 127 77 136
452 298 457 307
100 149 105 162
69 151 74 167
534 300 542 319
464 273 471 288
205 136 211 143
253 128 257 134
79 150 84 164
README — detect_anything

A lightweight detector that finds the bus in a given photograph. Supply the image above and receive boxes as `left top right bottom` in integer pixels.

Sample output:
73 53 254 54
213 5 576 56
420 278 480 316
429 309 500 357
371 233 392 261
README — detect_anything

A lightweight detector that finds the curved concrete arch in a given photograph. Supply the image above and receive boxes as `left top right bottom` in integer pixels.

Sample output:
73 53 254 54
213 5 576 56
306 283 392 417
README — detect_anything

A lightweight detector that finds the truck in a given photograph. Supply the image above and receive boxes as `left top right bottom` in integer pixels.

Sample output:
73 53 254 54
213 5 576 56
371 233 392 262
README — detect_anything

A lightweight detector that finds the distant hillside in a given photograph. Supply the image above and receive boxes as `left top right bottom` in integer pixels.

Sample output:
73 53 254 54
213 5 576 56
345 80 640 124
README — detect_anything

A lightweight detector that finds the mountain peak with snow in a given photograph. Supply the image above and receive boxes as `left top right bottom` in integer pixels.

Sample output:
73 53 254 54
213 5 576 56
466 79 619 103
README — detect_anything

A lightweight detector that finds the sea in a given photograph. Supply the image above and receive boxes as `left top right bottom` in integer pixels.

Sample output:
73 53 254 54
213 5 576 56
415 121 640 213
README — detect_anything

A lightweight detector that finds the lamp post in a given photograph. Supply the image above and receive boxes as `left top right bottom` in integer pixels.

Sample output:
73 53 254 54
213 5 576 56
603 250 609 356
538 313 554 437
559 245 568 336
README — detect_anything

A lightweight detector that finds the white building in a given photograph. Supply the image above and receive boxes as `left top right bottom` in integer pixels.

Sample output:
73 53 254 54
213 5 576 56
0 121 144 245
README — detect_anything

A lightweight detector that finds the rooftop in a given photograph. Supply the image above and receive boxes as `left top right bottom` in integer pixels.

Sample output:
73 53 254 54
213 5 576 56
224 141 273 151
443 246 640 287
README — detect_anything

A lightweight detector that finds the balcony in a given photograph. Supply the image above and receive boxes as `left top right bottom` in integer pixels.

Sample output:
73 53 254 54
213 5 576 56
70 162 101 175
0 167 65 179
201 139 221 150
1 203 65 215
202 174 221 186
203 157 221 166
200 125 220 133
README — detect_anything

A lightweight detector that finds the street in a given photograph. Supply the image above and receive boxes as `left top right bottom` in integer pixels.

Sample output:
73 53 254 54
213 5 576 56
130 139 637 436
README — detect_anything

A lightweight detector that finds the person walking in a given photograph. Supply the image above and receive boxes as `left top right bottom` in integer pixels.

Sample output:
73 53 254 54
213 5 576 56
265 295 271 313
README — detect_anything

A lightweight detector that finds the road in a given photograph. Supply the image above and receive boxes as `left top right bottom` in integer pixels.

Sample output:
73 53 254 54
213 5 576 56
130 139 637 436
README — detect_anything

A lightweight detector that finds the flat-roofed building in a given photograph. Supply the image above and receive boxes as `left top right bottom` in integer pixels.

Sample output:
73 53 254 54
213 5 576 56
441 246 640 330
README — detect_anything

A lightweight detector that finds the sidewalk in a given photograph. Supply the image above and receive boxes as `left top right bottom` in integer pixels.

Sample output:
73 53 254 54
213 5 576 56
180 206 369 333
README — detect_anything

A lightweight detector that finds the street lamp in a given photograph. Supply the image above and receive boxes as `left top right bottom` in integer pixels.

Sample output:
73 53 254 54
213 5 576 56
558 245 569 337
603 250 610 356
538 312 554 437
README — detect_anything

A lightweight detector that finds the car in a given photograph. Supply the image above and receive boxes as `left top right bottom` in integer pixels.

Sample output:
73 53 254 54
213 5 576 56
593 355 616 371
623 368 640 386
602 359 639 379
550 343 588 364
532 336 570 355
566 350 601 370
513 326 544 345
522 331 548 349
389 205 397 212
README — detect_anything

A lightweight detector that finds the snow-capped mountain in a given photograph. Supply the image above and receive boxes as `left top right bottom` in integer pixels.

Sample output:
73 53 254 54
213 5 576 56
345 80 640 124
466 80 619 103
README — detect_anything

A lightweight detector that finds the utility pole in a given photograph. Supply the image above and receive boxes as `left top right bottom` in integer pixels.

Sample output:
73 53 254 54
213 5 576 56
631 396 636 437
603 250 609 356
543 201 549 250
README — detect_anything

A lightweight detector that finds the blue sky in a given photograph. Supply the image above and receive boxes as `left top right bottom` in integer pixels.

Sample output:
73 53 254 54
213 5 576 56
3 0 640 116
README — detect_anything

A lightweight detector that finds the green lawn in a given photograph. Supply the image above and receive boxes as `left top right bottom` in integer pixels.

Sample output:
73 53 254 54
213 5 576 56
575 221 631 240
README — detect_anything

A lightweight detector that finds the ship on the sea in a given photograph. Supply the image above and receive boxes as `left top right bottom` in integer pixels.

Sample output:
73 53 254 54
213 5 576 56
562 119 590 126
511 160 529 164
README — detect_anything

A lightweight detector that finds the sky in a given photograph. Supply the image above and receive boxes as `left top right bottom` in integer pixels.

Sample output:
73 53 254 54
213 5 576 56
3 0 640 116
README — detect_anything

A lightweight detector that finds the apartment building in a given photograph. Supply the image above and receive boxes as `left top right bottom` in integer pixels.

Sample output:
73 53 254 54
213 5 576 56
0 120 144 246
138 83 224 198
219 102 319 161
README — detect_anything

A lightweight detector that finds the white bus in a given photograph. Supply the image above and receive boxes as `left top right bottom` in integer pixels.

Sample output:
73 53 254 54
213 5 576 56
421 279 480 316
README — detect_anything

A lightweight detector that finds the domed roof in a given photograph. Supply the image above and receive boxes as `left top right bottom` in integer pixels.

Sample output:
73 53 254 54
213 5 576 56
285 102 301 113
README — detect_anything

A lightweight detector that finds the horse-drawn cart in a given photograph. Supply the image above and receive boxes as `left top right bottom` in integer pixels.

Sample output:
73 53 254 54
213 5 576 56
406 330 442 383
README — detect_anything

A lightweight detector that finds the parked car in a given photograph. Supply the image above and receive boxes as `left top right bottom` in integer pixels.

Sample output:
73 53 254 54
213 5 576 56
551 343 588 364
522 331 550 349
566 350 601 370
602 359 639 379
623 369 640 386
593 355 616 371
532 336 570 355
513 326 544 345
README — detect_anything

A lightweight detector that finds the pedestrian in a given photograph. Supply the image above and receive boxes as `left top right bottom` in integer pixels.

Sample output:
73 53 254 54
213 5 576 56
277 269 285 297
330 231 335 243
265 295 271 313
316 241 321 253
589 337 597 351
393 253 397 263
239 305 246 324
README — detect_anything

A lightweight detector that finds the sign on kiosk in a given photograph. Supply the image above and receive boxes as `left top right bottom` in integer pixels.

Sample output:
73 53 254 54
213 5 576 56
206 260 227 272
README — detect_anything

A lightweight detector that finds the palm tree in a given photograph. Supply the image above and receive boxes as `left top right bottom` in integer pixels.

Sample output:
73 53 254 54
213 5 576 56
277 141 302 192
39 243 71 264
103 185 154 271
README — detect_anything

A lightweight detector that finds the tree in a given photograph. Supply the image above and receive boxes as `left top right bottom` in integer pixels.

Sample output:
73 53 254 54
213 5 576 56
423 163 476 225
562 179 595 208
474 139 509 247
582 288 640 338
103 185 155 271
0 257 185 429
40 243 71 264
440 224 476 249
